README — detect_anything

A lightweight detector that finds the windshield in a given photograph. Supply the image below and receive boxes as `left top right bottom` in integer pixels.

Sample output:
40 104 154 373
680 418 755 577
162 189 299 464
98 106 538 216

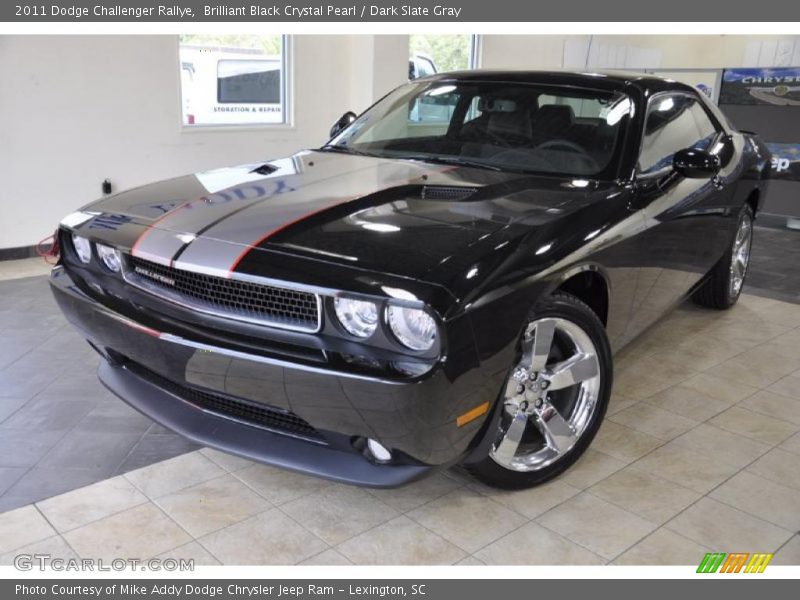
327 81 633 178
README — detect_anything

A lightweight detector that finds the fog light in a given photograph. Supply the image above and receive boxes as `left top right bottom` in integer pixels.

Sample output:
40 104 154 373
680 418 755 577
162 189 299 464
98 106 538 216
96 244 121 272
366 438 392 463
71 233 92 264
342 353 383 370
392 360 433 377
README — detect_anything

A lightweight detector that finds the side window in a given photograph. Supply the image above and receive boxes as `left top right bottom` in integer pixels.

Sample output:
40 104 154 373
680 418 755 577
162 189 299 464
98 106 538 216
217 59 281 104
638 94 721 174
690 101 718 148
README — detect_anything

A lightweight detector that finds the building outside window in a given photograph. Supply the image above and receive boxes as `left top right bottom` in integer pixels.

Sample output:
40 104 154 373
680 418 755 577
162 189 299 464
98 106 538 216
408 34 480 80
407 35 480 124
178 34 288 127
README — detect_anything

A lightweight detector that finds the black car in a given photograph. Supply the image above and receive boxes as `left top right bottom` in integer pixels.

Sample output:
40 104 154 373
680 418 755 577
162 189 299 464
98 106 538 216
50 71 771 489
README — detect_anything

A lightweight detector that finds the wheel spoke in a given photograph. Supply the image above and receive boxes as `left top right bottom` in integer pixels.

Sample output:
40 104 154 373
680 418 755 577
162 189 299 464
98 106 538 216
493 409 529 465
529 318 556 373
533 403 578 454
547 353 599 390
490 315 603 473
504 376 522 399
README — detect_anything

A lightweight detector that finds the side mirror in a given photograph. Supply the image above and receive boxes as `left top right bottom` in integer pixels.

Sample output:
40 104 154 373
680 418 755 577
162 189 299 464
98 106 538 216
673 148 720 178
330 111 357 138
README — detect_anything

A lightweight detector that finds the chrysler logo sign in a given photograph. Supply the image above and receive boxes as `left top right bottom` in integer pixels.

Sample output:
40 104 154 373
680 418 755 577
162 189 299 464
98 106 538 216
134 266 176 287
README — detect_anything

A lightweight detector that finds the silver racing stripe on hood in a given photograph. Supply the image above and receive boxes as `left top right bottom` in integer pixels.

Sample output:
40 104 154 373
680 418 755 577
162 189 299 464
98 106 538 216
171 163 456 277
128 153 439 270
128 152 358 265
130 215 194 267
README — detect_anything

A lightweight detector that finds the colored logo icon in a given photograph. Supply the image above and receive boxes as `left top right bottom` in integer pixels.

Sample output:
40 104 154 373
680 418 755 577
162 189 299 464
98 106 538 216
697 552 773 573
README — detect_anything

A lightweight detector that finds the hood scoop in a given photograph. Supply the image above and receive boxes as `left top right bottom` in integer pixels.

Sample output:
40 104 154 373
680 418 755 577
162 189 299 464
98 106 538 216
420 185 478 201
250 163 279 175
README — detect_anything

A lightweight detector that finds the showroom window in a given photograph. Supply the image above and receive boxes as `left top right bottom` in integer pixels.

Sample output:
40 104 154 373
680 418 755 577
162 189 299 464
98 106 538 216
638 94 720 174
408 35 480 80
178 34 288 127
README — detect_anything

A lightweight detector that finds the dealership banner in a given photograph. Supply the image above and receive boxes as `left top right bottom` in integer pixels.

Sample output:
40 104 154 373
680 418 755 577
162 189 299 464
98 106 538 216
5 0 800 21
720 68 800 106
767 143 800 181
3 579 799 600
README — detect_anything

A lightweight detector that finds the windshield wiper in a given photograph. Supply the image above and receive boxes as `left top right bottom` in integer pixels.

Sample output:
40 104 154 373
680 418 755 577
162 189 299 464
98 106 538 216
318 145 376 157
400 155 503 172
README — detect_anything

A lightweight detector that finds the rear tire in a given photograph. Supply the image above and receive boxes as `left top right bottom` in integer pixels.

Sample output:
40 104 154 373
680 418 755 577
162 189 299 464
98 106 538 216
693 204 754 310
465 292 612 490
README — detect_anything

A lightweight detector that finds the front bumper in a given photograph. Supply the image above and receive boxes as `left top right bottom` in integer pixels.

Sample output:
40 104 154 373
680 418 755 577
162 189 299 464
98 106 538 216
50 266 504 487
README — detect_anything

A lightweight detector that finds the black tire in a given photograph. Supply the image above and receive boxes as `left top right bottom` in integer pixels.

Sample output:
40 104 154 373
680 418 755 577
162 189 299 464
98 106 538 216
465 292 613 490
693 204 754 310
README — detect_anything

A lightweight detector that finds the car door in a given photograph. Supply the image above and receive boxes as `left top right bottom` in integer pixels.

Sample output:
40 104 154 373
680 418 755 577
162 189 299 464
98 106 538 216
623 91 735 339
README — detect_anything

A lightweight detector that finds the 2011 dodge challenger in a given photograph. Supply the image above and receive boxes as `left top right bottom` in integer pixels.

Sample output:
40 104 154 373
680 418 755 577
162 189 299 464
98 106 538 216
50 71 771 489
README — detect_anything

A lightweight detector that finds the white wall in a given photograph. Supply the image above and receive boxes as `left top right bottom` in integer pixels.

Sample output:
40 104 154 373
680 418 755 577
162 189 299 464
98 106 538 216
0 34 409 249
350 35 410 109
480 35 571 70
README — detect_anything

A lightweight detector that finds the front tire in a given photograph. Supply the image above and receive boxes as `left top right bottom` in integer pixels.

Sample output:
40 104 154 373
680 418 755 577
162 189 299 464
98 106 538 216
466 292 612 490
693 204 754 310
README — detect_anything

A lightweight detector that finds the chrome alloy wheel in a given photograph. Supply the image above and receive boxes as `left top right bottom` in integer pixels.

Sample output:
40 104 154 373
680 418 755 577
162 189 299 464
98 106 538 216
490 317 601 472
729 212 753 298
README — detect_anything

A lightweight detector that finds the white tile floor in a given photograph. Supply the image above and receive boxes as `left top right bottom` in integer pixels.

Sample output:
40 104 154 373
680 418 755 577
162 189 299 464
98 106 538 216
0 259 799 565
0 257 52 281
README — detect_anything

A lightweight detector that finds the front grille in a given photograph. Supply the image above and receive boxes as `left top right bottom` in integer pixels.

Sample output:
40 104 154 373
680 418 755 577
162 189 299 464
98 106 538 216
126 256 320 332
127 361 326 443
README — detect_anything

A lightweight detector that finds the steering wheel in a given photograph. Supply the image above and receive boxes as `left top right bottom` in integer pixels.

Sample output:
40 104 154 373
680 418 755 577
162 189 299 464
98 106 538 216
533 140 600 172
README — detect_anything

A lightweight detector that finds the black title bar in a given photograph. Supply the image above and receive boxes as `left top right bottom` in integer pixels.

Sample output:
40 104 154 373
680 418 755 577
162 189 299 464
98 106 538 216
4 0 800 22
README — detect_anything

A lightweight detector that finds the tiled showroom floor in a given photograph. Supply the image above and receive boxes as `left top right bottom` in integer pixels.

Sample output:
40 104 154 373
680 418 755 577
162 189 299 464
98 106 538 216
0 263 199 510
1 228 800 565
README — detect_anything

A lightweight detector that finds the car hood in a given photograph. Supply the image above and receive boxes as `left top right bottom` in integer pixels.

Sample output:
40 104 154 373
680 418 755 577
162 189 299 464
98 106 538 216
79 150 613 284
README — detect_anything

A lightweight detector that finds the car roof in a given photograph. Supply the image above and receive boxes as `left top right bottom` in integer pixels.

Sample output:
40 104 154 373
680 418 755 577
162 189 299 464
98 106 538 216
426 69 697 95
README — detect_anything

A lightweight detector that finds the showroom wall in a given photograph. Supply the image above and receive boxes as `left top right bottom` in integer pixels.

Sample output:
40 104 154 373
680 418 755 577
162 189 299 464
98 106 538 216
0 34 408 250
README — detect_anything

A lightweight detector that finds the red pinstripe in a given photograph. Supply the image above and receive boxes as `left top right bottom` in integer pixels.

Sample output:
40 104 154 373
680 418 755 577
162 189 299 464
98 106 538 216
129 201 194 257
226 197 357 276
226 165 457 276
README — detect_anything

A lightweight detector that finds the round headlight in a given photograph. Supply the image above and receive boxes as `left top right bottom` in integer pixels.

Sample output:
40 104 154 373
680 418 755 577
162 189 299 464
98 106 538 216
71 233 92 264
96 244 121 272
387 305 436 351
334 297 378 338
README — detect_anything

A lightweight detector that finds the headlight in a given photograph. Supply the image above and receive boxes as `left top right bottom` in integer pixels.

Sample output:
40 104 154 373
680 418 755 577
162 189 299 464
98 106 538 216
387 305 436 351
96 244 121 272
334 297 378 338
71 233 92 264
